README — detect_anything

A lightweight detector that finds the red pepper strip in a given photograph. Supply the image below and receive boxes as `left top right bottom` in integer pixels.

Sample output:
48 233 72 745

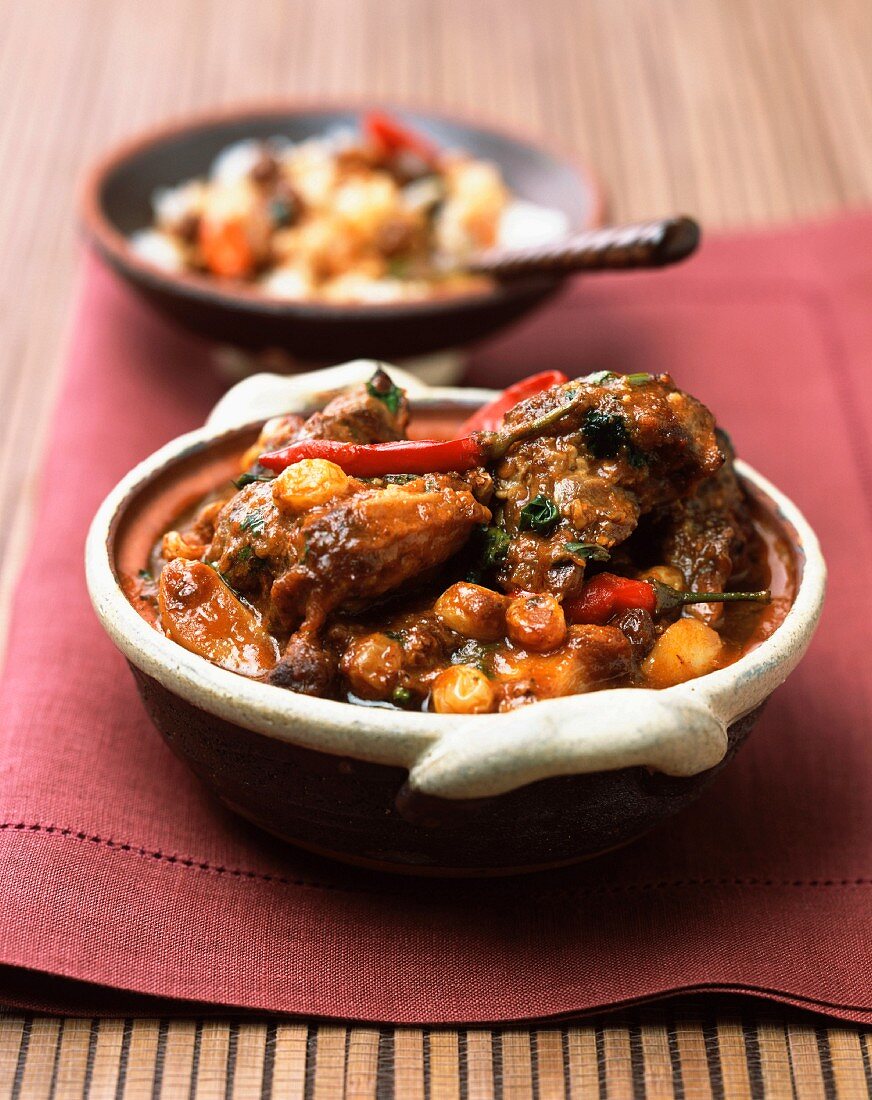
259 436 485 477
458 370 570 435
565 574 655 625
565 573 772 625
363 111 439 164
261 387 590 477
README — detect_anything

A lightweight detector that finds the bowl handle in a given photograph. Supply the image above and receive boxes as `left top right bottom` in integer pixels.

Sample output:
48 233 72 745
405 689 729 801
205 359 435 431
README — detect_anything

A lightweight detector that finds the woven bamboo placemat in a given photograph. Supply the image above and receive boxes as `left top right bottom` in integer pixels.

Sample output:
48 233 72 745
1 1 871 1096
2 1000 871 1099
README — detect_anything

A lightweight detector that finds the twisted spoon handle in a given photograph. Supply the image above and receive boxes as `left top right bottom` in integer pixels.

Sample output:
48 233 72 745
469 215 701 278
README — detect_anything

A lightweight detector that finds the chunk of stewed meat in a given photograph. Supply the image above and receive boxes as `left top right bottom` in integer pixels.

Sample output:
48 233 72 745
239 371 409 473
271 475 491 631
494 624 633 710
493 373 722 598
658 431 762 624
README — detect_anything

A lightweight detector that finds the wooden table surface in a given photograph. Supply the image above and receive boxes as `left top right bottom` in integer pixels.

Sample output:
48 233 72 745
1 1 871 1096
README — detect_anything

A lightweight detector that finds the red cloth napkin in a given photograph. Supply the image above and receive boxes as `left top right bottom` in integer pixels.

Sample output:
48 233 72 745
1 214 869 1025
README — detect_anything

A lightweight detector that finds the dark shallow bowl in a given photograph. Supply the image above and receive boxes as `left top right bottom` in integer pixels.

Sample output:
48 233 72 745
86 363 825 876
81 103 602 360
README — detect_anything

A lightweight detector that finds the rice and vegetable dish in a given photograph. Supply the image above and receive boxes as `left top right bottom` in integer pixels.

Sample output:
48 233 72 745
131 113 568 304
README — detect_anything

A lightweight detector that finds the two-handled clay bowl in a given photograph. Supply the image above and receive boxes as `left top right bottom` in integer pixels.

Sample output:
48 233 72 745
81 103 600 361
86 362 826 875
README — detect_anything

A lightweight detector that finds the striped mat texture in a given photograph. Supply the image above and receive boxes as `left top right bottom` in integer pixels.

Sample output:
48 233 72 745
2 1003 871 1099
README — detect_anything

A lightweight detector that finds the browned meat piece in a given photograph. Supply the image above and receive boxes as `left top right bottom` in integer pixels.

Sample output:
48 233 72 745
268 631 339 696
207 474 490 634
494 624 633 710
292 368 409 445
493 373 723 597
270 476 490 631
241 370 409 472
658 430 763 624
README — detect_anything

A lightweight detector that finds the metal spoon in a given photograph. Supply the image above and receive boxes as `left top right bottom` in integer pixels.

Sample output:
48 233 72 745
468 215 700 279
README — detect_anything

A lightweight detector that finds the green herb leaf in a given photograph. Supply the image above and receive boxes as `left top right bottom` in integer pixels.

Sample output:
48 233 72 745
518 495 560 535
137 568 153 581
391 685 412 707
584 370 617 384
236 546 253 564
268 196 295 227
232 473 274 490
367 368 403 415
240 509 266 537
382 473 419 485
482 526 511 567
385 630 406 647
563 542 611 562
581 410 629 458
465 525 511 583
625 372 653 386
450 639 495 675
582 409 648 466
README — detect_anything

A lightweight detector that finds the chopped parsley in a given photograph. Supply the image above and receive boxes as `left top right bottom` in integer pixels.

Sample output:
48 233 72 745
268 195 295 227
482 526 511 568
233 472 274 490
626 372 653 386
387 258 410 279
137 568 153 581
235 546 254 564
583 370 617 384
382 473 419 485
465 525 510 583
581 409 630 458
450 639 495 675
563 542 611 562
239 508 266 537
366 368 403 415
518 495 560 535
581 410 647 469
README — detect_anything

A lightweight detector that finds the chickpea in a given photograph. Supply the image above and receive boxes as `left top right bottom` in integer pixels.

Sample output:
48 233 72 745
161 530 204 561
434 582 508 642
638 564 686 590
272 458 350 513
431 664 495 715
341 633 403 699
641 618 724 688
505 594 567 652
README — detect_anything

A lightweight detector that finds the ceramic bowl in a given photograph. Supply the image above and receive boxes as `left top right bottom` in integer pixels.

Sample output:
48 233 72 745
81 103 601 361
86 362 826 875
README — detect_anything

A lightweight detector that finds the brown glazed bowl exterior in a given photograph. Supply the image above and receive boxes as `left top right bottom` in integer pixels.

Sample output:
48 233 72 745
86 368 825 876
131 663 764 874
81 102 602 361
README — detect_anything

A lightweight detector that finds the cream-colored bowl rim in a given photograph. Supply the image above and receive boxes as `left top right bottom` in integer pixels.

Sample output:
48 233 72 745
86 360 826 800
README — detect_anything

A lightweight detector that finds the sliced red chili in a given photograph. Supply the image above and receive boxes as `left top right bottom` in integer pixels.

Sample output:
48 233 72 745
260 385 589 478
459 370 570 434
363 111 438 164
565 573 771 625
259 436 485 477
565 574 656 625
